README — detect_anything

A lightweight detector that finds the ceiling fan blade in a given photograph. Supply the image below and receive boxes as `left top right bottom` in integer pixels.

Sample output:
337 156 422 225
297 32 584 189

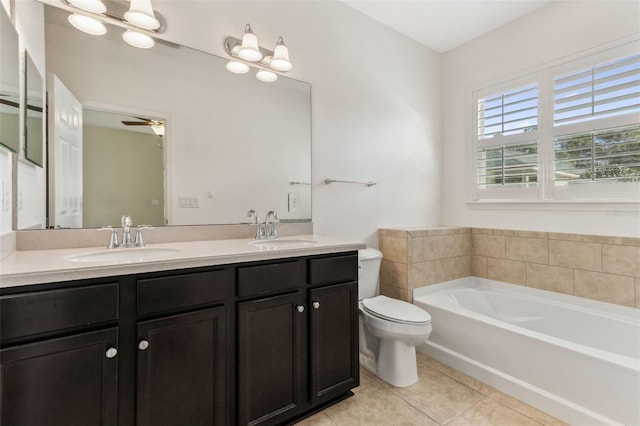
122 121 151 126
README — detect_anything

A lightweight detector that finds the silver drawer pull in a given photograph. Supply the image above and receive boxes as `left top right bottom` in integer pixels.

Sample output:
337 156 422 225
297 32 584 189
105 347 118 359
138 340 150 351
312 301 320 309
296 305 305 313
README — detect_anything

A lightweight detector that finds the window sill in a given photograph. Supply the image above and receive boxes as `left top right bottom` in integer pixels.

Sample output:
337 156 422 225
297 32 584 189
466 199 640 213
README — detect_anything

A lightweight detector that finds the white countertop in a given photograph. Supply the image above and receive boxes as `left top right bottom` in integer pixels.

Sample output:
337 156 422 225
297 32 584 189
0 235 365 288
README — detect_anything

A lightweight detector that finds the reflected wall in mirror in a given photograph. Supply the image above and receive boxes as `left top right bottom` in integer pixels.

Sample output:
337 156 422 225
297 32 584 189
0 5 20 153
83 108 165 228
35 4 311 230
25 52 44 167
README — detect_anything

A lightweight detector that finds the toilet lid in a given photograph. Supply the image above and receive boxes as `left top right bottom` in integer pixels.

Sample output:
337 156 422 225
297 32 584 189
362 295 431 324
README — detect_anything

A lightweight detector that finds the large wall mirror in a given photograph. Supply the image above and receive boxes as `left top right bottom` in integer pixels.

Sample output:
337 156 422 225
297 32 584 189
23 3 311 230
0 5 20 153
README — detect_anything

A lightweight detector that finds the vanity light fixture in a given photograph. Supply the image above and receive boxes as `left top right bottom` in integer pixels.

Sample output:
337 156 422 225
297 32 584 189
61 0 165 49
68 13 107 35
122 30 154 49
224 24 293 83
67 0 106 14
124 0 160 30
238 24 262 62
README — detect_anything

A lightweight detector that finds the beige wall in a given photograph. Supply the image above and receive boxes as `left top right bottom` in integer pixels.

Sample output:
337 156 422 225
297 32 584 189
380 227 640 309
83 126 164 228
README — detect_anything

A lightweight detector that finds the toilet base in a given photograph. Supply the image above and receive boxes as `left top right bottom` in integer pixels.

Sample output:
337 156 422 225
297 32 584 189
376 338 418 387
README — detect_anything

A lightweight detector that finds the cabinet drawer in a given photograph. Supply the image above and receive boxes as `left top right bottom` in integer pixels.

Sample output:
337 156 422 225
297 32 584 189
137 270 228 316
1 284 118 342
309 254 358 285
237 260 305 297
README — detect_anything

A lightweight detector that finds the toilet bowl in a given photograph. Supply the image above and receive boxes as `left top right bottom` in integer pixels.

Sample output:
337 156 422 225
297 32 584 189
358 249 432 388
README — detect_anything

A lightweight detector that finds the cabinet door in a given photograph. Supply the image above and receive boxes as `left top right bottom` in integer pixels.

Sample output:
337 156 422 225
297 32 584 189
0 328 118 426
309 281 359 405
237 292 306 426
136 307 227 426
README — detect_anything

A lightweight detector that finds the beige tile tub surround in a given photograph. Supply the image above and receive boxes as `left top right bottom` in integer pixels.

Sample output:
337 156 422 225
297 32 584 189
379 227 471 302
379 227 640 308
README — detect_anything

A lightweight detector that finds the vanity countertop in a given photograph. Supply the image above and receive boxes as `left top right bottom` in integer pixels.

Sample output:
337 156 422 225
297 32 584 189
0 235 366 288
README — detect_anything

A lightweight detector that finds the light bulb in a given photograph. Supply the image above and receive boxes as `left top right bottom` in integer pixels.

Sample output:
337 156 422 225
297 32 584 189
125 0 160 30
238 24 262 62
68 0 106 14
68 14 107 35
256 69 277 83
226 61 250 74
270 37 292 72
122 30 155 49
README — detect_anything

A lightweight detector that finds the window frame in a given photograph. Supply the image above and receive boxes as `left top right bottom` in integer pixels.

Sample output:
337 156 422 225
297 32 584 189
470 41 640 204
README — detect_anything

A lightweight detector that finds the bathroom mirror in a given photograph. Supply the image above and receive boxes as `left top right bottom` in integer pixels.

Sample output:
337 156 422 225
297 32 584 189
0 6 20 153
25 52 44 167
20 3 311 229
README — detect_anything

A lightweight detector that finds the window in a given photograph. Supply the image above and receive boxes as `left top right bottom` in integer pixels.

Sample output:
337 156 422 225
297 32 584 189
472 46 640 202
475 83 539 195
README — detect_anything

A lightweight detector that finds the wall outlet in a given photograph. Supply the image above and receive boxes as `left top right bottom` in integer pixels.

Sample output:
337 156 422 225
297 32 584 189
178 197 199 208
288 192 300 213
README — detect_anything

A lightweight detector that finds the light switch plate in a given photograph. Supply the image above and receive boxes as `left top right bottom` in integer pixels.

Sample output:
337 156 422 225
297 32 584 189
178 197 199 208
288 192 300 213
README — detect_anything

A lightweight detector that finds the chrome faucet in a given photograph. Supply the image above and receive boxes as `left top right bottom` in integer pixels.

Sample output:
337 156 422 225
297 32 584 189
121 215 134 247
100 216 151 248
265 210 278 239
254 210 278 240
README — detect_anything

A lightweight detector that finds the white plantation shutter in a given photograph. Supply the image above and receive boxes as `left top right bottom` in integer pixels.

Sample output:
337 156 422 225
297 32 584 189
554 55 640 126
475 82 539 194
553 54 640 186
478 84 538 139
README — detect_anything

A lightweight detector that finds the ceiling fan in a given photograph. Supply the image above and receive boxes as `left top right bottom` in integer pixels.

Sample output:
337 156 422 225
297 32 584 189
121 116 165 136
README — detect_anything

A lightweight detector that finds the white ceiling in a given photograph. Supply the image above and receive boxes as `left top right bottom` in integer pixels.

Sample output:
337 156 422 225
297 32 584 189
342 0 552 53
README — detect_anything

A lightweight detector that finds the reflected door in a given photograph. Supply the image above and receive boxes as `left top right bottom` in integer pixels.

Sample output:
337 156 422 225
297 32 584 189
49 75 82 228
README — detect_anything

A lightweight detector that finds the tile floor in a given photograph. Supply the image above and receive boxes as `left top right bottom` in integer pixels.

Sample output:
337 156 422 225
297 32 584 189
297 353 567 426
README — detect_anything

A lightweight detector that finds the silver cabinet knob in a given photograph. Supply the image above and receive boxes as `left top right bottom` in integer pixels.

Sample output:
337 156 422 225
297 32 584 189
105 347 118 359
312 301 320 309
138 340 150 351
296 305 305 313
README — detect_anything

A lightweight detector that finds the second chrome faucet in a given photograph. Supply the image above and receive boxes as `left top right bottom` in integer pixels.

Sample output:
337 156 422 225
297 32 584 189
251 210 278 240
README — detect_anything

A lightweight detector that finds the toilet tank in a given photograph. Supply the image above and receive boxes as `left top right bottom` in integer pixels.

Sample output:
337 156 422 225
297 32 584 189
358 248 383 299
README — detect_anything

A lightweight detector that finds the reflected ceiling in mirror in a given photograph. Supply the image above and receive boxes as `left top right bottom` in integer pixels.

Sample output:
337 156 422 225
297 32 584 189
32 3 311 230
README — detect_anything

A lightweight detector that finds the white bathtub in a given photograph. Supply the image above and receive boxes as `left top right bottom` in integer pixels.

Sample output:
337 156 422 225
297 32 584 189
413 277 640 426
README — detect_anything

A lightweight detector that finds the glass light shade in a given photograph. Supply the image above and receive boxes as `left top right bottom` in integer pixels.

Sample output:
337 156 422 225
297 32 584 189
256 69 277 83
122 30 155 49
124 0 160 30
226 61 250 74
68 0 106 14
238 25 262 62
270 37 292 72
68 14 107 35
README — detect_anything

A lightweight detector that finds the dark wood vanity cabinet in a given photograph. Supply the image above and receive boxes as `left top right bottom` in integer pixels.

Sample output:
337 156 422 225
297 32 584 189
0 251 359 426
236 254 359 426
136 307 227 426
0 282 121 426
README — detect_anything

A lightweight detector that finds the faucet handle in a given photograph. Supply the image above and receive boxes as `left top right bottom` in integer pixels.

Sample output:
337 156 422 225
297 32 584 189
99 226 120 249
134 225 153 247
121 215 133 228
247 209 258 224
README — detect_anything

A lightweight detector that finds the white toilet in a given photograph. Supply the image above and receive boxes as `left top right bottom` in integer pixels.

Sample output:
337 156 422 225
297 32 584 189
358 248 432 387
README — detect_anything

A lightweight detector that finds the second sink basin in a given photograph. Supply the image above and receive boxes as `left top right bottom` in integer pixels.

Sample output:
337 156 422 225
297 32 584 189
66 247 180 263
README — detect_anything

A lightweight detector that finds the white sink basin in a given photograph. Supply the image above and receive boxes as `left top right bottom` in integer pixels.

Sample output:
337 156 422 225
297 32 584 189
249 238 317 248
66 247 180 263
